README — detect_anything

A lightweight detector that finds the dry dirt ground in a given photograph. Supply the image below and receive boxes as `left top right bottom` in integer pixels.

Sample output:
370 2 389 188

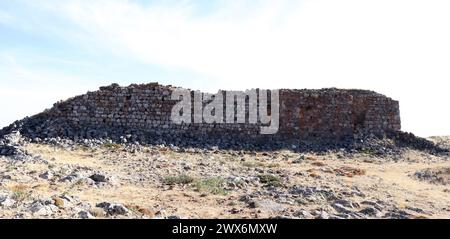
0 138 449 219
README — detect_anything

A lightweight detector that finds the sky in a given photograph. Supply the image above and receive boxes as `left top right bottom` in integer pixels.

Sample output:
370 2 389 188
0 0 449 137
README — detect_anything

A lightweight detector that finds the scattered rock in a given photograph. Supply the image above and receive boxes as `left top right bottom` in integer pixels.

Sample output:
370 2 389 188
78 211 95 219
333 199 359 209
61 172 83 182
360 200 384 210
53 197 65 208
1 174 12 180
289 186 336 202
89 173 109 183
383 209 413 219
293 210 314 219
39 171 54 180
0 117 448 219
317 211 329 219
0 193 15 208
414 167 450 185
96 202 129 216
89 208 107 218
29 201 57 216
332 203 354 214
359 207 382 217
247 201 258 209
250 200 284 212
230 208 241 214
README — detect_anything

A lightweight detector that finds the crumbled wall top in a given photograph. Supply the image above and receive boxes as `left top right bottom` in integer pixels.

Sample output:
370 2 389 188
1 83 401 145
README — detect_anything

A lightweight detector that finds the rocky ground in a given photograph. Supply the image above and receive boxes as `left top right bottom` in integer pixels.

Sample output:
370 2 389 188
0 132 449 219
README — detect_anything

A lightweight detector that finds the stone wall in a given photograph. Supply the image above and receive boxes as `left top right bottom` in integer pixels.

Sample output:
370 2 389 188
278 89 401 138
32 83 400 142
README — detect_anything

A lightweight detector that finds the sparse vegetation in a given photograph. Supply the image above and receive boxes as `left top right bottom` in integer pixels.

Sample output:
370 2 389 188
69 179 85 190
103 143 122 150
334 166 366 177
1 137 449 219
242 161 265 168
192 177 228 195
305 156 318 161
163 174 194 185
75 144 94 152
242 160 279 168
257 174 283 187
311 161 326 167
10 184 30 202
414 167 450 185
222 155 238 162
125 204 155 217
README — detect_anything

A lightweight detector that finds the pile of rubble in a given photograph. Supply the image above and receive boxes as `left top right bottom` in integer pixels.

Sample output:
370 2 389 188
0 131 31 160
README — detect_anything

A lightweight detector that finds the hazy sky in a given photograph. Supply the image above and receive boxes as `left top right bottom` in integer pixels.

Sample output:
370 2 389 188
0 0 449 137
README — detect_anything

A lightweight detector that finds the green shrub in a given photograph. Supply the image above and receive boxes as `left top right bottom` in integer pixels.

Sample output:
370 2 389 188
257 174 284 187
163 174 194 185
193 177 228 195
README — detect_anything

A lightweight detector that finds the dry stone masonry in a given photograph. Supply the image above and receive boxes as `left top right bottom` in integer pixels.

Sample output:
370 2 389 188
1 83 403 150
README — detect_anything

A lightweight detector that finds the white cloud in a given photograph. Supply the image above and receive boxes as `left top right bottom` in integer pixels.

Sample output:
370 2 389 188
49 1 450 86
0 53 99 127
1 0 450 136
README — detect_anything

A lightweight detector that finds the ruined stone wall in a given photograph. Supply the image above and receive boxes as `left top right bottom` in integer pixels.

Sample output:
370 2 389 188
278 89 401 138
35 83 400 141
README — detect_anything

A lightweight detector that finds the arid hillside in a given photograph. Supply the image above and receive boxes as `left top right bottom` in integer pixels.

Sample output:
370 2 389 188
0 133 449 219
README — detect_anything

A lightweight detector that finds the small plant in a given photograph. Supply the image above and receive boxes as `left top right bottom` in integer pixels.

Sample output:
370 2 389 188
192 177 228 195
257 174 284 187
163 174 194 185
125 204 155 217
103 143 122 150
13 191 29 202
311 161 326 167
334 166 366 177
305 156 318 161
78 145 92 152
242 161 265 168
161 150 178 160
223 155 238 162
266 163 280 168
242 160 279 168
10 184 30 202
